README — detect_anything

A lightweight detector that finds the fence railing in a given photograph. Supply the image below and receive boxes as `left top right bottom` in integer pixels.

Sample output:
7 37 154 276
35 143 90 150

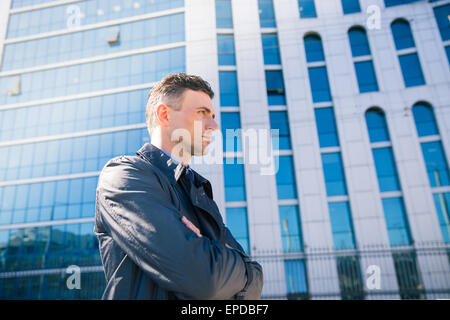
250 241 450 300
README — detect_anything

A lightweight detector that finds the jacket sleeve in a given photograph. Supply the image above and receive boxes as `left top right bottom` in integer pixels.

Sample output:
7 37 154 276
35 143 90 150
223 227 264 300
96 156 249 300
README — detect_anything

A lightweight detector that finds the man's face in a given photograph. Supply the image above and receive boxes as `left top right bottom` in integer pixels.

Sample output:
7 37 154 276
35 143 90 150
167 89 218 157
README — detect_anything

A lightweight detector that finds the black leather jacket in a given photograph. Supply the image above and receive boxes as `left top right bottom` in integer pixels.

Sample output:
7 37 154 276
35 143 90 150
94 143 263 299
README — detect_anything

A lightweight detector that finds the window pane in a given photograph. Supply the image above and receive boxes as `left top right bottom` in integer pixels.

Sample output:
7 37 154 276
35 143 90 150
342 0 361 14
433 4 450 41
284 260 309 299
412 104 439 137
221 112 242 152
275 156 298 199
217 34 236 66
308 67 332 103
354 60 378 93
382 197 412 246
279 206 303 252
398 53 425 87
336 256 364 300
365 109 390 143
373 147 401 192
348 27 370 57
384 0 421 8
391 20 416 50
298 0 317 18
392 252 425 300
315 107 339 148
215 0 233 28
433 193 450 243
219 71 239 106
226 207 249 254
329 202 356 250
262 33 281 65
420 141 450 187
258 0 277 28
322 153 347 196
269 111 292 150
223 160 246 201
304 35 324 62
265 70 286 105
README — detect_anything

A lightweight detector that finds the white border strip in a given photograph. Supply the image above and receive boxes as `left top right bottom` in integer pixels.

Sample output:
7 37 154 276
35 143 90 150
0 123 147 147
0 171 101 187
6 7 185 44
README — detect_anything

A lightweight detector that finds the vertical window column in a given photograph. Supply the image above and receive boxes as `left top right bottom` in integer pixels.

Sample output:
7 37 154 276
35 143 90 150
391 19 425 87
216 0 250 255
348 27 379 93
412 103 450 243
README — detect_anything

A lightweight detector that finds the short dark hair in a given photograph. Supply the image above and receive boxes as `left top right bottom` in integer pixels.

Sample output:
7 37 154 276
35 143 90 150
145 73 214 136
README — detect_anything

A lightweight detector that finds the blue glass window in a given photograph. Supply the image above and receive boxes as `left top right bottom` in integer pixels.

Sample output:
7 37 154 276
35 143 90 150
445 46 450 65
216 0 233 28
226 207 250 254
258 0 277 28
223 160 246 202
348 27 371 57
304 34 325 62
328 202 356 250
284 260 309 299
269 111 292 150
315 107 340 148
322 153 348 196
384 0 421 8
336 255 364 299
354 60 379 93
382 197 412 246
391 20 416 50
365 108 390 143
398 53 425 87
275 156 298 199
373 147 401 192
420 141 450 187
342 0 361 14
433 5 450 41
433 193 450 243
265 70 286 105
308 67 332 103
412 103 439 137
279 206 303 252
221 112 242 152
219 71 239 106
217 34 236 65
298 0 317 18
2 14 185 72
262 33 281 65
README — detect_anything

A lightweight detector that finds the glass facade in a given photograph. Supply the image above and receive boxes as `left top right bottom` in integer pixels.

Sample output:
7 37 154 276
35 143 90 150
0 0 186 300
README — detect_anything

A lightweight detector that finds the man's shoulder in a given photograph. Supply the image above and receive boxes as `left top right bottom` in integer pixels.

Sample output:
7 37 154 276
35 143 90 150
98 154 166 188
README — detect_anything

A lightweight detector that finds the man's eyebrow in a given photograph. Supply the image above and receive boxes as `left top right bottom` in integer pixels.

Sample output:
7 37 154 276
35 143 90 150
197 106 215 119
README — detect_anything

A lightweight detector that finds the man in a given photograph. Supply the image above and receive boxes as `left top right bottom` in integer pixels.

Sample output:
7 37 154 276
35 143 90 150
94 73 263 299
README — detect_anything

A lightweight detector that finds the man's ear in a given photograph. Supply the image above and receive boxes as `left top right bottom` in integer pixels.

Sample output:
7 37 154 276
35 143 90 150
155 103 170 127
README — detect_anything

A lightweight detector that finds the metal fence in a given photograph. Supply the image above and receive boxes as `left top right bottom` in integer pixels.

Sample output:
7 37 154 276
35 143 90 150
251 241 450 300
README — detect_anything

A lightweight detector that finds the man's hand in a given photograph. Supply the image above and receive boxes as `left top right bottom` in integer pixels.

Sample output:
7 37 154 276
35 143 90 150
182 216 232 249
181 216 202 238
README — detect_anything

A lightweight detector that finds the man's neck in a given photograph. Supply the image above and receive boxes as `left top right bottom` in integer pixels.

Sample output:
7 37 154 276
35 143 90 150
150 132 191 167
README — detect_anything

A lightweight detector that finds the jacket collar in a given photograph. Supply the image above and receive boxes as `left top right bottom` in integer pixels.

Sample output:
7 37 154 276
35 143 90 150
136 143 212 193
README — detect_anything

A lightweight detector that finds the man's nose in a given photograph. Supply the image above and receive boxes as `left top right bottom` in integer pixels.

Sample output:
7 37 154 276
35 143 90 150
207 118 219 131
